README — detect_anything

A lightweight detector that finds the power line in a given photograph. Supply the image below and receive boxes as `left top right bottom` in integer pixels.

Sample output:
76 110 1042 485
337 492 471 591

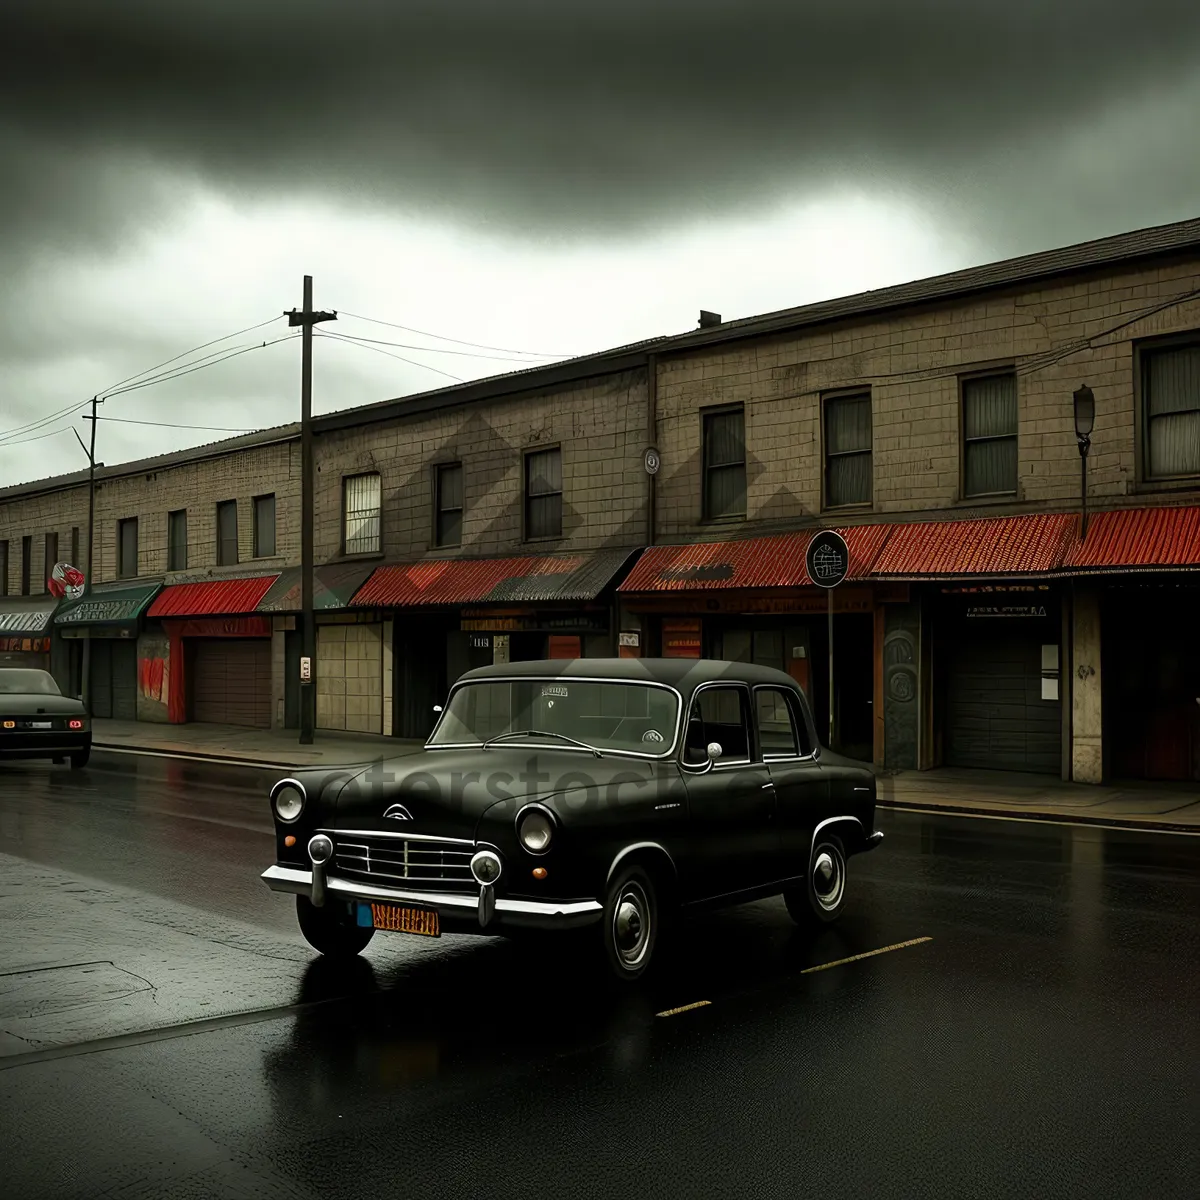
97 315 283 396
95 416 258 432
0 399 92 446
103 334 301 399
0 426 76 450
313 330 465 383
337 309 573 359
325 330 564 364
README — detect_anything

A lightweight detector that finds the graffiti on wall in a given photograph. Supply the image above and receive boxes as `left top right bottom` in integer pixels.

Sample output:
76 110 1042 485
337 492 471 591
136 631 171 723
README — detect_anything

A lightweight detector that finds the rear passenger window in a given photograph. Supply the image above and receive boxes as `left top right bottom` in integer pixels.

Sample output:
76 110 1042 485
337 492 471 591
684 686 751 764
756 688 799 756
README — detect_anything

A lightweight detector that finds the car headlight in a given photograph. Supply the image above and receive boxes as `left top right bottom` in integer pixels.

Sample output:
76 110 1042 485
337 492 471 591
517 807 553 854
470 850 502 885
272 779 306 823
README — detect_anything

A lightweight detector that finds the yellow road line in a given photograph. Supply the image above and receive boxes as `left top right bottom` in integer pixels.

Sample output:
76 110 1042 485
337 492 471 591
656 1000 712 1018
800 936 932 975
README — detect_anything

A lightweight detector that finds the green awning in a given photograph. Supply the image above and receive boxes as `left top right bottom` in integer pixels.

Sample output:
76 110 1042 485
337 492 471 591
55 582 162 634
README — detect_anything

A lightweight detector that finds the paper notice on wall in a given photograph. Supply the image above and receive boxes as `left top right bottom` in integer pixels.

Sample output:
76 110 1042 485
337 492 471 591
493 634 510 664
1041 677 1059 701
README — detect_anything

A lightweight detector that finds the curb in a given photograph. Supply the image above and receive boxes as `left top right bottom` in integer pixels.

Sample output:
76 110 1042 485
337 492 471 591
878 797 1200 835
92 742 394 772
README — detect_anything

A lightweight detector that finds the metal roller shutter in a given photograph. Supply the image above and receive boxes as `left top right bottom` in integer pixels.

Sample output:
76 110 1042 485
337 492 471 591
946 628 1060 775
89 641 114 718
192 639 271 728
112 639 139 721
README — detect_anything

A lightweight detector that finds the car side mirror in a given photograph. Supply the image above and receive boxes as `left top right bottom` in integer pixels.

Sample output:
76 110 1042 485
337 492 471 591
432 705 443 714
706 742 723 762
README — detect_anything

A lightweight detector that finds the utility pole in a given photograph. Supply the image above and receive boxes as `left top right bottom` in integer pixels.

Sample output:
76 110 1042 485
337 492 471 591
76 396 102 703
286 278 337 744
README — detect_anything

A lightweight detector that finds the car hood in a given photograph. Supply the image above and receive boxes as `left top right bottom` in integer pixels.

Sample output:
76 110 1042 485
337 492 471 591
323 745 664 838
0 694 85 716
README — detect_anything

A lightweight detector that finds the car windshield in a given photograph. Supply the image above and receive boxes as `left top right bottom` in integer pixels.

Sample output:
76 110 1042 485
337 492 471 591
0 669 61 696
428 679 680 756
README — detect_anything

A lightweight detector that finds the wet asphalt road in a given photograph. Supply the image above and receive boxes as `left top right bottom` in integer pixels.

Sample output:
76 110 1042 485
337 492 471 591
1 753 1198 1200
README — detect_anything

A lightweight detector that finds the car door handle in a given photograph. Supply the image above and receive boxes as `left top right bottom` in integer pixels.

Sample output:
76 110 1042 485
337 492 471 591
762 782 775 790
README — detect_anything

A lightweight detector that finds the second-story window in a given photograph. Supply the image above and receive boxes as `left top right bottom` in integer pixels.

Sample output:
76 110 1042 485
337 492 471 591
962 372 1018 497
1143 341 1200 480
44 532 58 584
216 500 238 566
434 463 463 548
525 447 562 539
343 472 382 555
0 540 9 596
253 494 276 558
702 406 746 520
118 518 138 579
20 536 31 595
824 392 873 508
168 509 188 571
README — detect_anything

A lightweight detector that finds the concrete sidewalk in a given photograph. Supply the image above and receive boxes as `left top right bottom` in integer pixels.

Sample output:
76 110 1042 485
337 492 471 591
92 718 425 769
882 766 1200 834
91 720 1200 832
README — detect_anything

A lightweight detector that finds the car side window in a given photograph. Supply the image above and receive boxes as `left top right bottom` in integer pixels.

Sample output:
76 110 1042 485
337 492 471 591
756 688 800 756
684 686 751 765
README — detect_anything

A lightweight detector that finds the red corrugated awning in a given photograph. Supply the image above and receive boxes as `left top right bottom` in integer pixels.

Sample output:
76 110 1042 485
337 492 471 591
351 549 633 608
147 574 279 618
1063 505 1200 571
618 525 889 593
870 513 1077 578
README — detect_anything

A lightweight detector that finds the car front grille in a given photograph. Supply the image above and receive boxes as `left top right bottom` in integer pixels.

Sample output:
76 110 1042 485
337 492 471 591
331 834 476 893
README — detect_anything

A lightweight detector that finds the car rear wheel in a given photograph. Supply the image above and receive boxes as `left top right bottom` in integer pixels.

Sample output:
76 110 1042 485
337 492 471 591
296 895 375 958
784 834 847 929
69 746 90 770
602 864 659 982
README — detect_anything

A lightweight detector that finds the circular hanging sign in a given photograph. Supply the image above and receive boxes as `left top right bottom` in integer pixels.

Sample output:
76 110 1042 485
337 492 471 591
643 447 661 475
805 530 850 589
47 562 86 601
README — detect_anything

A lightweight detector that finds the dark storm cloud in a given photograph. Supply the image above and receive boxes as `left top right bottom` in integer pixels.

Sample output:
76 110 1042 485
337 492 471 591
4 0 1200 249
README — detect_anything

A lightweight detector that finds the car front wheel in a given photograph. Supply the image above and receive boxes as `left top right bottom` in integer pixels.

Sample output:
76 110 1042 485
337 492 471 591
784 834 847 929
602 864 659 982
296 895 375 958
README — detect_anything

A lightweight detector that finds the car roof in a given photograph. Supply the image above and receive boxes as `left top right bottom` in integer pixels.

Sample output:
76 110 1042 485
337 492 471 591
457 657 800 692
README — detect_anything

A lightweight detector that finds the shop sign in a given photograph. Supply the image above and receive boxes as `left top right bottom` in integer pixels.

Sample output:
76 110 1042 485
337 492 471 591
662 618 701 659
618 632 640 648
0 636 50 653
966 604 1049 619
805 530 850 589
461 613 607 633
47 562 86 602
627 589 874 615
0 611 53 634
164 616 273 638
57 597 144 624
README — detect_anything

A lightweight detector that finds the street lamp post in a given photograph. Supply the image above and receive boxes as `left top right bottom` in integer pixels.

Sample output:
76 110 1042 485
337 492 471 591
1073 384 1095 541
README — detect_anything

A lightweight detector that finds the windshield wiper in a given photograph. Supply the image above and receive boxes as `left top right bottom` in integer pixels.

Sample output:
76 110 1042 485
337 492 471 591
482 729 602 758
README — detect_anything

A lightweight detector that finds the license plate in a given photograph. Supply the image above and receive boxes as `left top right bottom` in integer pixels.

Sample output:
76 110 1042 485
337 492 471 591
28 722 52 730
369 902 440 937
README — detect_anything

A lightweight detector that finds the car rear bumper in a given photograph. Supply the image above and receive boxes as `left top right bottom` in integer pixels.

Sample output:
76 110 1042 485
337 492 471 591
0 732 91 759
261 864 603 933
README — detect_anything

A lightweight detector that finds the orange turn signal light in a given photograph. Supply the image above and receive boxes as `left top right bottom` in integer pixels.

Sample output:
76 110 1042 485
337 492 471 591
284 835 297 848
532 867 548 881
2 721 13 730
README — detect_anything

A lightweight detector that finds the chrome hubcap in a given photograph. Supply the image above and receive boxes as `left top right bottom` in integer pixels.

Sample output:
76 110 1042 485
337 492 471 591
812 846 845 911
613 882 651 968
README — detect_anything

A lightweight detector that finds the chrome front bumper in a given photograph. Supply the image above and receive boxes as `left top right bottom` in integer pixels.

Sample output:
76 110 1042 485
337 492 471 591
866 830 884 849
261 864 603 932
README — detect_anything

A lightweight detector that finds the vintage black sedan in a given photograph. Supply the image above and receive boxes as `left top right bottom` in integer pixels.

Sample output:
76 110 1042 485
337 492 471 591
262 658 883 980
0 668 91 769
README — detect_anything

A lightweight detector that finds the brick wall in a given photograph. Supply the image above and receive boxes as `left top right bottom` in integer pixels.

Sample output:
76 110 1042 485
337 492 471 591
0 437 300 591
654 256 1200 538
312 369 649 563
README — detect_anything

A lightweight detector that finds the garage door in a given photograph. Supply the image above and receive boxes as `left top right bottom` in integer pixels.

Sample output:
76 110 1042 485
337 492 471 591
192 639 271 728
946 628 1061 774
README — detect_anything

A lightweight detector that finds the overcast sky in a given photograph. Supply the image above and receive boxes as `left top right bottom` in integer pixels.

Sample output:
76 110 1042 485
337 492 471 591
3 1 1200 487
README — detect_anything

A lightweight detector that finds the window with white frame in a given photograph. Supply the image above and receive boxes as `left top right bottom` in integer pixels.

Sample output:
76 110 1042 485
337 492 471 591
343 472 382 555
1143 341 1200 479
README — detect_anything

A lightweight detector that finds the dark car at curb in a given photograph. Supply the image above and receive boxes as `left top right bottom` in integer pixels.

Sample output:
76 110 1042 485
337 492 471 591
0 668 92 769
262 658 883 981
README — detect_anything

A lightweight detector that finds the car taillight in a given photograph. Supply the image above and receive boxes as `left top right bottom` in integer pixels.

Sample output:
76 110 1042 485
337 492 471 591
69 719 84 730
